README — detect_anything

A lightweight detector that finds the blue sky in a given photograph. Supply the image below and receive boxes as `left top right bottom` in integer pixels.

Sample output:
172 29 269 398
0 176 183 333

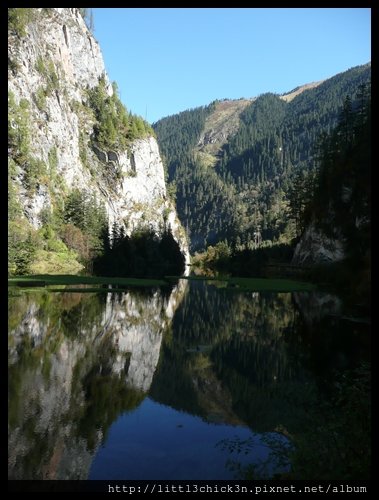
92 8 371 124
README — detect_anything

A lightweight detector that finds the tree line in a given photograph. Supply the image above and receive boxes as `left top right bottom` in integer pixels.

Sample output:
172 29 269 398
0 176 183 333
199 83 371 285
153 64 371 253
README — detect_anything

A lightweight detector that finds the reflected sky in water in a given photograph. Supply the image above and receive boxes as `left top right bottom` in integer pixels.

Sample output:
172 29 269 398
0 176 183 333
89 398 289 480
8 280 368 480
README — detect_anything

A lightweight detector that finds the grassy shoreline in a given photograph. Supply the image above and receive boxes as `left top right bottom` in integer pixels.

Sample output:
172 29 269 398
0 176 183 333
166 275 316 292
8 274 167 288
8 273 316 293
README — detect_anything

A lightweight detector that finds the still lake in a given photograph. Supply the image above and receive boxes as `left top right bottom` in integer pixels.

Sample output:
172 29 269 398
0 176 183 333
8 279 369 479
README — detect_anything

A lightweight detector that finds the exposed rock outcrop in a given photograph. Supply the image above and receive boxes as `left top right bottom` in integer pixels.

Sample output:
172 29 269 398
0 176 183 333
292 223 345 265
196 98 253 162
8 282 187 479
8 8 189 263
293 291 342 325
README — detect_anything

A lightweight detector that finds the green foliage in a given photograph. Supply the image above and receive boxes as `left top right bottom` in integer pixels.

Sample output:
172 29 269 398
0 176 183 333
190 85 370 282
35 56 46 76
63 189 108 264
8 62 159 279
8 158 22 222
8 274 167 288
166 181 177 203
60 223 91 261
8 121 108 274
19 98 29 110
153 64 371 253
193 241 232 268
45 60 59 95
9 90 52 193
8 56 20 74
8 151 40 275
35 57 60 97
287 169 316 236
79 130 90 170
288 362 371 479
48 146 58 178
87 75 154 151
227 244 296 277
34 86 47 111
8 8 34 37
29 249 83 275
64 190 107 236
174 157 244 251
94 226 185 278
63 189 108 266
219 359 370 480
305 83 371 262
153 103 214 180
219 92 287 183
23 158 47 193
8 208 85 277
46 237 69 253
8 221 38 275
8 91 30 164
78 367 144 450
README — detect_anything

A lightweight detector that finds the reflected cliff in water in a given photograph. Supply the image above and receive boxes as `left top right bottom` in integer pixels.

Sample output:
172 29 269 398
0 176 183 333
8 280 369 480
8 282 187 480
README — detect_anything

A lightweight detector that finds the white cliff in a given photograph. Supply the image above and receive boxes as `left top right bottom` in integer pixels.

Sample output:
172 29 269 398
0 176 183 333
8 8 189 263
292 222 345 266
8 282 187 479
104 291 169 391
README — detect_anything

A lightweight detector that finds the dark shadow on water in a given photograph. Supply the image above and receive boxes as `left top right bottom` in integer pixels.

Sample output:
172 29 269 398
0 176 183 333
8 280 370 479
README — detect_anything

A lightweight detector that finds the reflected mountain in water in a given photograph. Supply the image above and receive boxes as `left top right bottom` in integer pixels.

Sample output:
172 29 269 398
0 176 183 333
151 282 368 436
8 282 187 480
151 283 307 432
8 280 369 480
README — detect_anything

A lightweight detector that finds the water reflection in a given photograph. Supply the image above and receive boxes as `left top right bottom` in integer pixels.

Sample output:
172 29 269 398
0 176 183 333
8 283 186 480
8 280 369 480
151 284 307 431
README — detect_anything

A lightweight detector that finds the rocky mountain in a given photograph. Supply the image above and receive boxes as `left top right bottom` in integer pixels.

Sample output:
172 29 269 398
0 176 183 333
292 223 345 265
196 98 254 166
8 8 189 274
279 80 324 102
8 282 187 479
154 63 371 254
194 82 324 168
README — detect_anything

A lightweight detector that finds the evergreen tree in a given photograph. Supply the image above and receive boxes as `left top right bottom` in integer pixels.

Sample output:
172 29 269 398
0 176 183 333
153 63 370 252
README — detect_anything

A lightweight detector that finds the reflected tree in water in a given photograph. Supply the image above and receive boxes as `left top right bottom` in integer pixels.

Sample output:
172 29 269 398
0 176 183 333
8 283 186 479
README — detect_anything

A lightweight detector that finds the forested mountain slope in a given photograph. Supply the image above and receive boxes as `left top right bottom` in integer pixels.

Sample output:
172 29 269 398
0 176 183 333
154 63 371 253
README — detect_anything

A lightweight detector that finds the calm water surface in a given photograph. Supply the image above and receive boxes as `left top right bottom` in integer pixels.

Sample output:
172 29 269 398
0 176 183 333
8 280 369 479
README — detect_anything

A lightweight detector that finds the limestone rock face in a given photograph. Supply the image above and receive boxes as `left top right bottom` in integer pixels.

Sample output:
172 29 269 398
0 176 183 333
8 8 189 263
292 223 345 265
8 282 187 479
